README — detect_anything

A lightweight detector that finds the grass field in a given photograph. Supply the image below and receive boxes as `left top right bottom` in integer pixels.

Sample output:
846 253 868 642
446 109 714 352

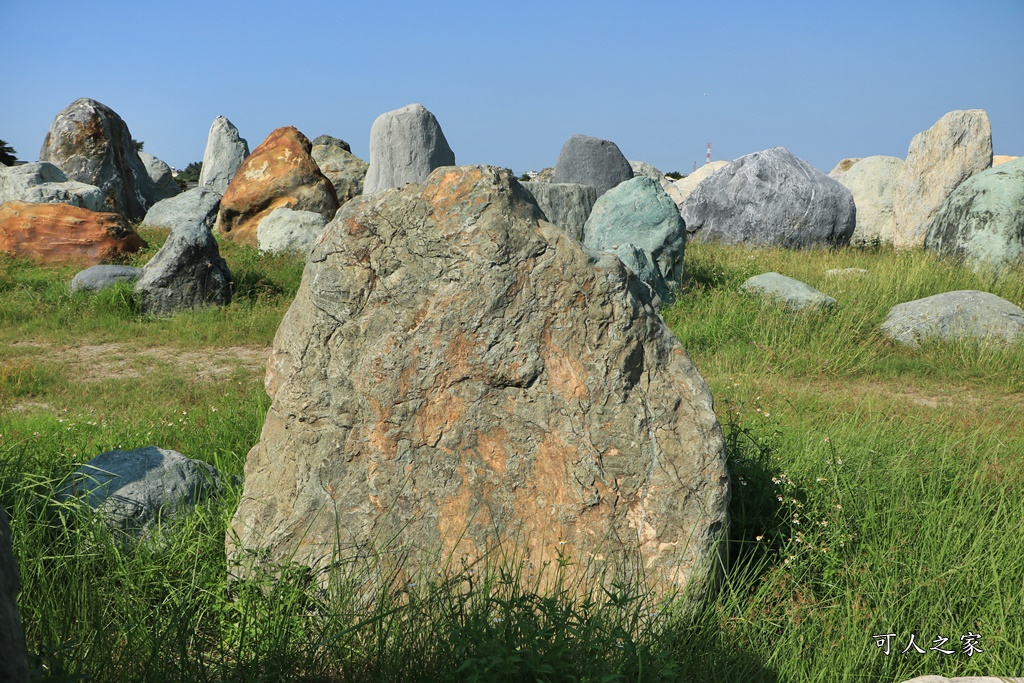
1 228 1023 682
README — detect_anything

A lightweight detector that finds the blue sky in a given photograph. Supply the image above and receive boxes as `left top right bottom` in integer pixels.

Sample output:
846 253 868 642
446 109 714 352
3 0 1022 175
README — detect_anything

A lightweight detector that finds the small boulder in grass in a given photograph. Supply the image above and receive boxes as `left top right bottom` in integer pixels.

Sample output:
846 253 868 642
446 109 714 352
69 264 143 293
880 290 1024 347
740 272 838 311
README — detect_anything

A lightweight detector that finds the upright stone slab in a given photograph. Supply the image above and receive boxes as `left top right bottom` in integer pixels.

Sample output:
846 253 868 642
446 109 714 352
0 162 104 211
519 181 597 240
139 152 181 202
925 157 1024 269
363 104 456 194
198 116 250 195
0 506 29 683
228 165 730 597
39 98 156 220
553 134 633 197
311 137 369 205
892 109 992 249
833 156 904 246
681 147 855 248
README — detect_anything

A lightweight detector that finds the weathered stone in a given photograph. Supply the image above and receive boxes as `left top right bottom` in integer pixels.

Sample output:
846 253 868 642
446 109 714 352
311 140 369 205
198 115 250 195
0 161 104 211
828 157 862 178
363 104 456 194
881 290 1024 347
993 155 1018 166
0 506 29 683
740 272 837 311
39 97 156 220
139 152 180 202
143 187 222 233
833 156 904 246
257 207 329 254
216 127 338 247
56 447 225 537
924 157 1024 269
893 109 993 249
583 176 686 301
519 181 597 240
70 264 143 293
664 161 729 208
134 215 232 317
606 243 662 305
311 135 351 153
553 134 633 196
228 165 730 598
628 160 663 179
0 200 146 264
681 147 855 248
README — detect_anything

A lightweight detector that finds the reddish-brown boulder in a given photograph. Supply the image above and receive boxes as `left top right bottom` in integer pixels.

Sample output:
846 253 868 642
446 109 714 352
215 127 338 246
0 201 146 264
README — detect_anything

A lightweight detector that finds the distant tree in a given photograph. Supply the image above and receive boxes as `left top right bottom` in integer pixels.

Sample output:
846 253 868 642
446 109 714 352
665 171 685 180
176 161 202 182
518 172 532 182
132 138 145 153
0 140 17 166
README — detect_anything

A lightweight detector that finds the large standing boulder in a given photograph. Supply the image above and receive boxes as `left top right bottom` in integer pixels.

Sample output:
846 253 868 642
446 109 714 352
142 187 222 233
39 98 156 220
924 157 1024 268
134 215 232 316
681 147 856 248
362 104 456 195
881 290 1024 347
582 176 686 301
0 506 29 683
0 201 146 264
519 181 597 240
256 207 329 254
664 161 728 209
228 165 730 597
0 161 104 211
892 109 992 250
311 136 369 205
832 156 904 246
198 115 250 195
215 127 338 247
139 152 181 202
552 134 633 197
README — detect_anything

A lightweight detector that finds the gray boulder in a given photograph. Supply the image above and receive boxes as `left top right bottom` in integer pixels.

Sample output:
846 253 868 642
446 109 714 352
139 152 181 202
198 115 250 195
881 290 1024 347
39 97 156 220
833 156 904 246
553 134 633 196
629 160 664 179
519 181 597 240
0 506 29 683
257 207 329 254
311 138 369 205
142 187 222 233
925 156 1024 269
0 161 104 211
664 161 729 209
312 135 351 152
56 447 225 537
363 103 455 194
70 265 143 293
740 272 838 311
133 216 232 317
681 147 856 248
583 176 686 301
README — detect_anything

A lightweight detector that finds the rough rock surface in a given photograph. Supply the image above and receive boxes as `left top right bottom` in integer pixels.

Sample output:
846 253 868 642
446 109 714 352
893 109 993 249
0 161 104 211
519 181 597 240
363 104 456 194
134 215 232 316
681 147 856 248
70 264 143 293
828 158 862 178
39 97 156 220
0 506 29 683
881 290 1024 347
629 160 664 179
228 165 730 596
833 156 904 245
216 127 338 247
56 447 225 537
139 152 181 202
257 207 329 254
664 161 728 208
533 167 556 183
311 137 369 205
0 200 146 263
924 157 1024 269
198 115 250 195
553 135 633 197
143 187 222 233
583 176 686 301
740 272 837 311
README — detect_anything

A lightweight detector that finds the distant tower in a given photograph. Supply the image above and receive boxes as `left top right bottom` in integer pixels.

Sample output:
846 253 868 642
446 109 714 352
693 161 697 173
706 142 712 166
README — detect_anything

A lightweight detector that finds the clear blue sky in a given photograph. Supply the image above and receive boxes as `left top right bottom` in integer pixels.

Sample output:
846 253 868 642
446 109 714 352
3 0 1022 175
